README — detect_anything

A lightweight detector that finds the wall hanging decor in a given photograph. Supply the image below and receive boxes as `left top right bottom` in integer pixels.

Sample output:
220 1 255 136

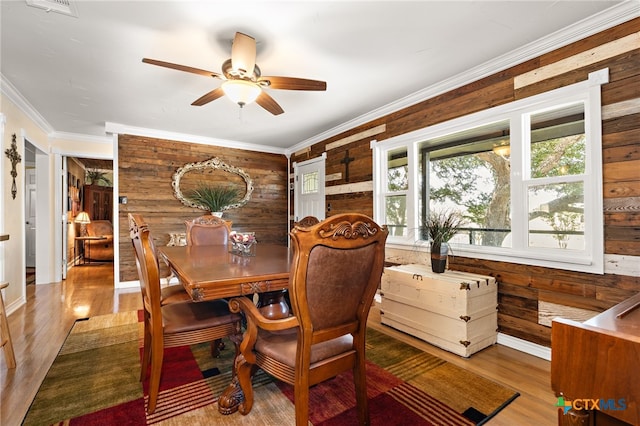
5 133 22 199
172 157 253 215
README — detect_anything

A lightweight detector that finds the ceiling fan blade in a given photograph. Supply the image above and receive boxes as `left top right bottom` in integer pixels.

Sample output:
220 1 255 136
258 76 326 91
231 32 256 76
255 91 284 115
191 87 226 106
142 58 221 78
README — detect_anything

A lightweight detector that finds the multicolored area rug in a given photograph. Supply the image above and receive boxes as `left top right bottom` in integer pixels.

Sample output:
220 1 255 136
23 311 519 425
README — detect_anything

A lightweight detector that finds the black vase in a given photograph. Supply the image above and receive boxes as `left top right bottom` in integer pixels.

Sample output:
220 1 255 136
430 242 448 273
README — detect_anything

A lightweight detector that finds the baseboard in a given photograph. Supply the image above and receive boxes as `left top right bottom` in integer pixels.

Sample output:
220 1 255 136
5 294 27 316
497 332 551 361
115 280 140 289
115 277 177 289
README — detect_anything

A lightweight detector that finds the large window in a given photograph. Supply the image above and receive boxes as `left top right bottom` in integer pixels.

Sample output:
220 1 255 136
374 69 606 273
384 148 408 237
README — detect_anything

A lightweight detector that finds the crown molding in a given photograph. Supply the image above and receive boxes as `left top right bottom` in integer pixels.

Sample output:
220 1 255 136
104 122 287 156
0 73 54 134
49 131 111 144
286 1 640 156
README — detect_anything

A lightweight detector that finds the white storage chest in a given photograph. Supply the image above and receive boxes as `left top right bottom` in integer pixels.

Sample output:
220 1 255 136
380 264 498 357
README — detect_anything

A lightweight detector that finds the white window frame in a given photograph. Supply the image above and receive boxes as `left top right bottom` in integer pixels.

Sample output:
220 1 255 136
373 69 608 273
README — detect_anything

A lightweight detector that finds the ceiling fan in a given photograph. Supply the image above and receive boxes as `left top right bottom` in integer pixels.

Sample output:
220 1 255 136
142 32 326 115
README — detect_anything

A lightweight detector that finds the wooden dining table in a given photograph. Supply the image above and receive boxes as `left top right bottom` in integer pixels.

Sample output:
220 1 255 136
158 243 292 304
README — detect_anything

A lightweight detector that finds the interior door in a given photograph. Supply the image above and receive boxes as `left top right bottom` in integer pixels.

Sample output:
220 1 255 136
25 168 36 267
294 155 326 222
61 156 68 280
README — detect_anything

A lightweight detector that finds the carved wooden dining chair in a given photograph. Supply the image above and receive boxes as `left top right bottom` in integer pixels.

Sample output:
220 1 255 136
184 214 235 354
145 231 192 306
0 281 16 369
228 213 388 426
185 215 232 246
293 215 320 228
129 213 242 414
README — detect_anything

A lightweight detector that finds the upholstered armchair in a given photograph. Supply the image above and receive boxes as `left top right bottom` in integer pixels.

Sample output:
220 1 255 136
228 213 388 426
85 220 114 261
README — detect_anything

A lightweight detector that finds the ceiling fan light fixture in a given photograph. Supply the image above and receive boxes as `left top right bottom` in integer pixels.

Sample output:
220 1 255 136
222 80 261 107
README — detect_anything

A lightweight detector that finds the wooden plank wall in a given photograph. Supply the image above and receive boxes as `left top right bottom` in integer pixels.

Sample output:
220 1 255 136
118 135 288 282
290 19 640 347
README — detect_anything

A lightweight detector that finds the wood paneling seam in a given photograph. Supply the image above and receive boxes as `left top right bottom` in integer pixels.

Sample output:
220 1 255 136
602 98 640 120
514 31 640 89
603 196 640 212
325 125 386 151
325 181 373 195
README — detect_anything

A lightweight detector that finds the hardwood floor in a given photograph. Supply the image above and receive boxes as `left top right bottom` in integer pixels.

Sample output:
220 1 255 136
0 264 140 426
1 264 557 426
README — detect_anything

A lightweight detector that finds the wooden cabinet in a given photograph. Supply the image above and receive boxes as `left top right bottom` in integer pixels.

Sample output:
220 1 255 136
551 293 640 426
83 185 113 221
380 264 497 357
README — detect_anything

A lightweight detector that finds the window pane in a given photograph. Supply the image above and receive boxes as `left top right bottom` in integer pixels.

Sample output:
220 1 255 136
387 148 408 191
528 182 584 250
419 120 511 247
302 171 318 194
385 195 407 236
530 103 585 178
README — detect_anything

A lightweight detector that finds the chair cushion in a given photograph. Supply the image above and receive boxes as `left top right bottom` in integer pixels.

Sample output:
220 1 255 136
86 220 113 237
162 299 241 334
255 328 353 368
160 284 191 305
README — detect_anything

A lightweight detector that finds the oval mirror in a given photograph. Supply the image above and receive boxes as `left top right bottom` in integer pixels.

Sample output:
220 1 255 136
172 157 254 211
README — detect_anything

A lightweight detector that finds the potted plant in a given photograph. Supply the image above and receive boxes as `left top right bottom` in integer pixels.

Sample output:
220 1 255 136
185 184 241 217
85 170 112 186
424 209 466 273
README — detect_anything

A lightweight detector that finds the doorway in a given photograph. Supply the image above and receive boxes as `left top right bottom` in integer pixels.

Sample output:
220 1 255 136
24 142 37 285
25 168 36 284
66 157 114 279
293 155 326 222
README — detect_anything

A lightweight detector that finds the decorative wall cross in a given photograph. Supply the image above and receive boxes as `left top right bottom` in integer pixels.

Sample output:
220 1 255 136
340 149 355 182
5 133 22 199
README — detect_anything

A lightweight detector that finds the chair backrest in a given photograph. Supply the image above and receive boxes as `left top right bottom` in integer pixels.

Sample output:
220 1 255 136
129 213 162 321
293 216 320 228
185 215 232 246
288 213 388 344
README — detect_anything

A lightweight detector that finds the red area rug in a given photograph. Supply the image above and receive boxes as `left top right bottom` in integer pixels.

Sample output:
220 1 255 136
24 311 518 425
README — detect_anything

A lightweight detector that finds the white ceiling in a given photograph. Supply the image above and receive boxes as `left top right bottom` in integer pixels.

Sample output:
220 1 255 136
1 1 637 152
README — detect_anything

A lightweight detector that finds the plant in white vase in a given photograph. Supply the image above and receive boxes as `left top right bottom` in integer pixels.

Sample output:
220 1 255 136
185 184 241 217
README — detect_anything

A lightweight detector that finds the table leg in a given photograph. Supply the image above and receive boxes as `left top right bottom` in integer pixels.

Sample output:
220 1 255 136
217 289 290 415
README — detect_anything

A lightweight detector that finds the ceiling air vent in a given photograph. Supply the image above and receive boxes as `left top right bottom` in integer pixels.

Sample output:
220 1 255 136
26 0 78 17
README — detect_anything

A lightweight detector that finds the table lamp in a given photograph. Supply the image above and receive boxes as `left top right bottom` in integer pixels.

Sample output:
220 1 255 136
75 211 91 236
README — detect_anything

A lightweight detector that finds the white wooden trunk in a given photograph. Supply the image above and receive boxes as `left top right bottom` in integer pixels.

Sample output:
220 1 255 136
380 264 498 357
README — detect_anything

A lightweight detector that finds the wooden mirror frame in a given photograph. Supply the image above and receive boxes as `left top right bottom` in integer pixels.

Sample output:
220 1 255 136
172 157 254 211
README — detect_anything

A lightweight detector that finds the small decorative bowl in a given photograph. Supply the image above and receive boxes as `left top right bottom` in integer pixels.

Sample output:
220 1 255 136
229 231 257 257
